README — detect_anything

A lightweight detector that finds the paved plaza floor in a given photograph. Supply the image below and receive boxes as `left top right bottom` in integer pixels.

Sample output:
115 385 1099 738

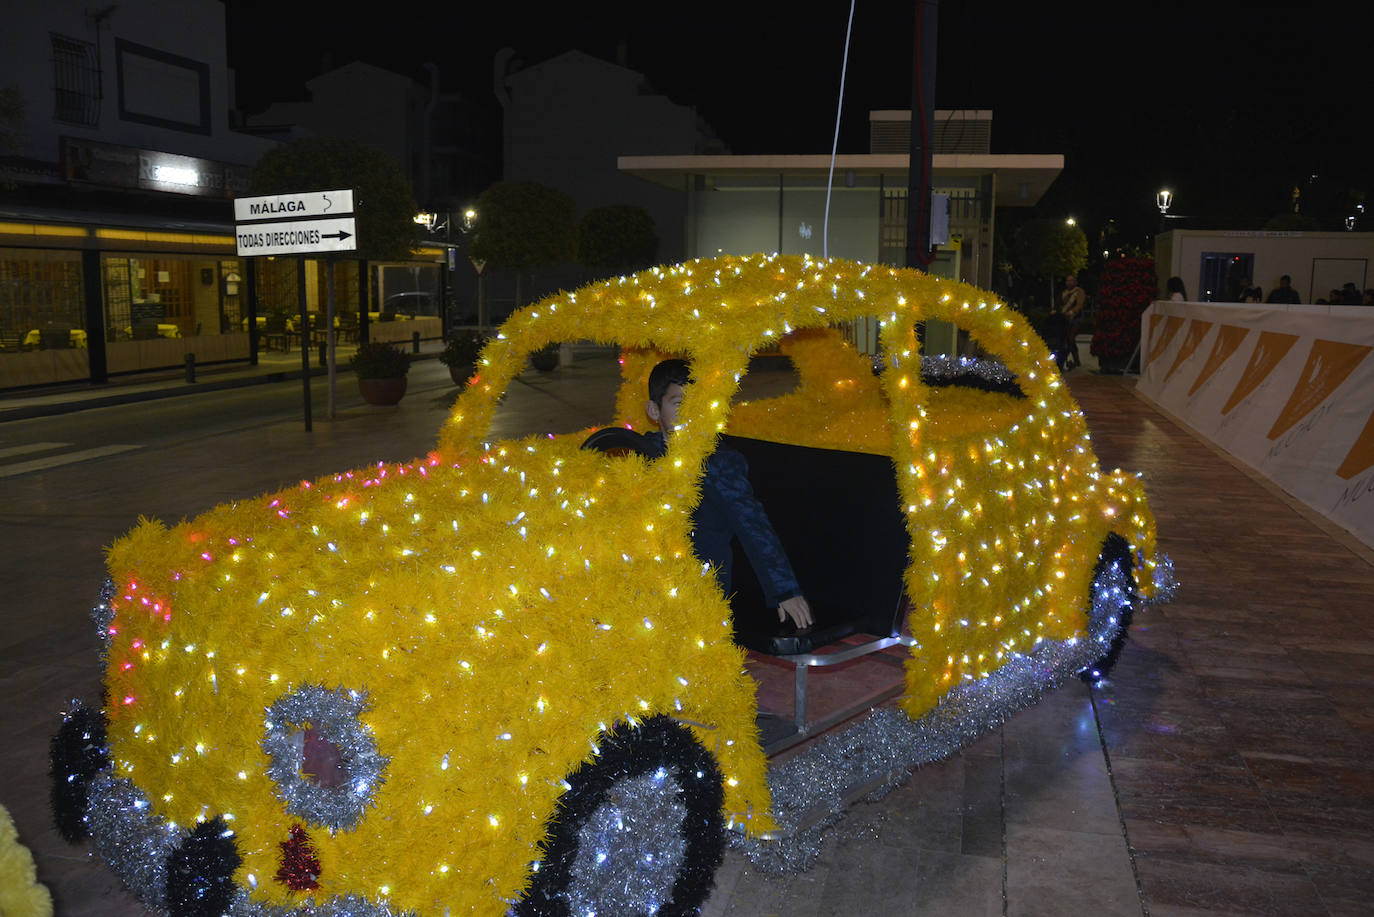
2 352 1372 916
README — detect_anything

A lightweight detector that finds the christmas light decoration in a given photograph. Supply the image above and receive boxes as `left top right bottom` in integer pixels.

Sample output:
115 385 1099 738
57 253 1167 916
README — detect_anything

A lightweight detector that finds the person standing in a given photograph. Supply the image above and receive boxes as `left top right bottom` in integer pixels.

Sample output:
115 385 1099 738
1059 274 1086 369
1266 275 1301 304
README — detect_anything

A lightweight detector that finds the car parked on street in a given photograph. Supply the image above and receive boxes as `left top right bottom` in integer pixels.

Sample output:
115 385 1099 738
54 253 1168 917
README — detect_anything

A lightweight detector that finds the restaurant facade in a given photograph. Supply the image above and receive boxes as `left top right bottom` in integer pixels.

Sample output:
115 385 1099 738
0 214 447 390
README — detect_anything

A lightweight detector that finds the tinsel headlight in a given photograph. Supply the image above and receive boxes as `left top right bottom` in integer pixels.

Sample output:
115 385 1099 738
262 685 389 831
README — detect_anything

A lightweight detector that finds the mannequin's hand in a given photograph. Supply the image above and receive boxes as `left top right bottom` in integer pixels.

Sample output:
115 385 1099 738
777 596 814 629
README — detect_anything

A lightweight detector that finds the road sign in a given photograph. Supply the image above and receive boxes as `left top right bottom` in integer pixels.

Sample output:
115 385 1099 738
233 189 354 222
235 217 357 257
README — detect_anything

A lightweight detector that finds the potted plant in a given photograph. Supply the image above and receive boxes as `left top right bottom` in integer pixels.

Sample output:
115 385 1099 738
439 329 486 385
349 341 412 405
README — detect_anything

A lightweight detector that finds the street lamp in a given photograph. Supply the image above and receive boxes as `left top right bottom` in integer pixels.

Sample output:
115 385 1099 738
1156 189 1172 214
1066 217 1076 227
457 208 487 329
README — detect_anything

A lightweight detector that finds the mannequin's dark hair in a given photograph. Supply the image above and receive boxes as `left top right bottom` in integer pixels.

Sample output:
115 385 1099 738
648 358 693 405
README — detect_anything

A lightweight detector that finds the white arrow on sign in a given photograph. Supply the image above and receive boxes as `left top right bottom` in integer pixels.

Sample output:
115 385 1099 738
235 217 358 257
234 189 354 222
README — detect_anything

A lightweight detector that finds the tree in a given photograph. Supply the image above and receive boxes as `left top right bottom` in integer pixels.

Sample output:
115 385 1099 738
1263 213 1320 232
248 137 419 262
1013 219 1088 308
249 137 419 420
470 181 576 308
577 205 659 277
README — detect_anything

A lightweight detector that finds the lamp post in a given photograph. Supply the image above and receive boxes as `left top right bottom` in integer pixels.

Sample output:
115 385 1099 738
1155 189 1173 240
461 207 486 329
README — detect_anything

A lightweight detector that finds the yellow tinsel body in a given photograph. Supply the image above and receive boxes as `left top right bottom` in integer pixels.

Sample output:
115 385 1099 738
102 253 1161 916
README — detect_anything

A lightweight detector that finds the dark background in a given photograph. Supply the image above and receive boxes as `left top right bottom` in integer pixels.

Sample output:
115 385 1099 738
225 1 1374 252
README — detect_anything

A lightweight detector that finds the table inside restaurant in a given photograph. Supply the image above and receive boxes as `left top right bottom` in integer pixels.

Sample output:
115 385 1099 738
23 328 89 349
122 324 181 340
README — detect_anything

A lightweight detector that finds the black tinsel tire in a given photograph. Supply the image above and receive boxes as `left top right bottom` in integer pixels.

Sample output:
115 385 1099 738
50 702 110 843
516 715 726 917
1079 532 1137 683
165 817 241 917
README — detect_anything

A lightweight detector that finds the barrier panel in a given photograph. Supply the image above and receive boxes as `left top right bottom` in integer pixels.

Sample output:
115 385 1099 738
1136 301 1374 547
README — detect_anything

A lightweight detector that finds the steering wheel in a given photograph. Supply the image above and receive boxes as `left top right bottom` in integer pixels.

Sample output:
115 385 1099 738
580 427 653 458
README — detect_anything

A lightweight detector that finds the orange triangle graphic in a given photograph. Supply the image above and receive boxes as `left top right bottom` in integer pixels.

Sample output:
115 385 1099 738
1267 341 1374 439
1147 312 1164 349
1149 315 1186 364
1163 320 1213 384
1336 407 1374 480
1221 331 1300 415
1187 325 1251 397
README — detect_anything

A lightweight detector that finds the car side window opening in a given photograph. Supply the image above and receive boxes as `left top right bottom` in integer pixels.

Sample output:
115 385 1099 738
919 326 1025 399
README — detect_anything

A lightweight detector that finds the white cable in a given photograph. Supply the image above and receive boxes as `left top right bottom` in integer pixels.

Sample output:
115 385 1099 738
823 0 857 259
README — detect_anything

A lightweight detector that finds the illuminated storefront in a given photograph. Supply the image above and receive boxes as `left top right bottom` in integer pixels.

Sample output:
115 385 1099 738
0 217 448 390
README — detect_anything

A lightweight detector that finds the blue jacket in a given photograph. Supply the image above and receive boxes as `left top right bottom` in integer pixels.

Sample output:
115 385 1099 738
646 432 802 607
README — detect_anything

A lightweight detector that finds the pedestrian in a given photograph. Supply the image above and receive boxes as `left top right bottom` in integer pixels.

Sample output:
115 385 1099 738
1266 275 1301 304
1166 277 1188 301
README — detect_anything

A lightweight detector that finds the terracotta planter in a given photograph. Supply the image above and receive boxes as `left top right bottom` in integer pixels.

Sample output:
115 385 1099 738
358 377 407 405
447 363 475 386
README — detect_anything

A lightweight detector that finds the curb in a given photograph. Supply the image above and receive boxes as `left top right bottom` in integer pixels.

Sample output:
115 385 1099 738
0 353 443 424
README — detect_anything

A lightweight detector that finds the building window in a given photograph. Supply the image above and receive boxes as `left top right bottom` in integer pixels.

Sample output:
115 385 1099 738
115 40 210 135
51 34 100 127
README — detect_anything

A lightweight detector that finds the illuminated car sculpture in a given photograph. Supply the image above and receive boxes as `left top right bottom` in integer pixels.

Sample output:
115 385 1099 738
53 253 1171 917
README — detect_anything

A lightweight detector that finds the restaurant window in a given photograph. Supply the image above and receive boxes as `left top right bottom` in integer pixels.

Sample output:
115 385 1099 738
51 33 100 127
103 255 242 340
0 248 86 352
255 258 300 319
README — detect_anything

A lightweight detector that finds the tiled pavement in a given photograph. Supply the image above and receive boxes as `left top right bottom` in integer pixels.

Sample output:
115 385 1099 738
2 354 1372 916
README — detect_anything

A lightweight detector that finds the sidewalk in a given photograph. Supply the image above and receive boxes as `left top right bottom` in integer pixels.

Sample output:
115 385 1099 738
0 339 447 423
1 334 1102 425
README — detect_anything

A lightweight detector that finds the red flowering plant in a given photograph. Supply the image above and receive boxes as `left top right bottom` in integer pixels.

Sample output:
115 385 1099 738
1090 256 1157 367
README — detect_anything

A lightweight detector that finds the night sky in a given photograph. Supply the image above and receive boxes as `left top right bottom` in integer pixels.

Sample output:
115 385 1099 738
225 1 1374 249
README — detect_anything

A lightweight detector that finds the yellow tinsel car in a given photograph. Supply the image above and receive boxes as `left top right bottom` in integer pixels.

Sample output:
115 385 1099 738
54 253 1168 917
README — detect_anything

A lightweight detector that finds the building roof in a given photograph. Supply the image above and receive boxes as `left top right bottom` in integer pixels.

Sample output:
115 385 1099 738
617 153 1064 207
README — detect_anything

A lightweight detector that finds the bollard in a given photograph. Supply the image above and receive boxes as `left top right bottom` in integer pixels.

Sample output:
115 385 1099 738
184 353 196 383
318 340 327 368
412 331 421 354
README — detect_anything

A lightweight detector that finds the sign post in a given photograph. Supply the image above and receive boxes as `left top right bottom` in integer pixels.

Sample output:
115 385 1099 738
236 190 358 429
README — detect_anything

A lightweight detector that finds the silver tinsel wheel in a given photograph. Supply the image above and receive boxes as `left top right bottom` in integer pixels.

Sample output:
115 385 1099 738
1079 533 1137 682
516 715 725 917
564 768 690 915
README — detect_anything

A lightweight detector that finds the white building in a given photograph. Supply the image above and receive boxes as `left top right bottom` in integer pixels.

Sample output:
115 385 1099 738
245 60 488 214
619 110 1062 292
498 49 727 266
1156 229 1374 304
1 0 272 192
